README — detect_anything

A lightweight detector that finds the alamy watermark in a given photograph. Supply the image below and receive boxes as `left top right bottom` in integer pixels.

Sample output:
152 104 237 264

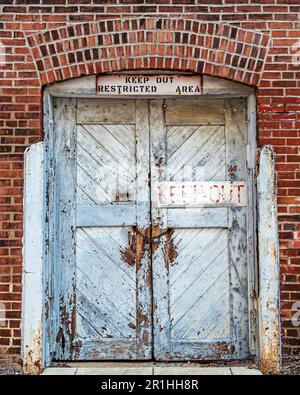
0 302 6 327
292 301 300 327
0 40 7 67
292 12 300 66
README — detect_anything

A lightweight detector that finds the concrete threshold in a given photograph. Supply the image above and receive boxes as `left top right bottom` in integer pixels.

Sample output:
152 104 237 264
43 363 262 375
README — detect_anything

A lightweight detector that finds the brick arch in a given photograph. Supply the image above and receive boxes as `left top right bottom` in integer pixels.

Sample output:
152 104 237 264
27 17 270 87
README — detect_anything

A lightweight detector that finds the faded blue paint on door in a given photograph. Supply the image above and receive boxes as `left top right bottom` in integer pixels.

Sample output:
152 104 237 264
53 97 249 361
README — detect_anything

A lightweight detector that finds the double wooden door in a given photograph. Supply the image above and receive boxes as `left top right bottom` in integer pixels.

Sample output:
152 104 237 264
53 97 249 361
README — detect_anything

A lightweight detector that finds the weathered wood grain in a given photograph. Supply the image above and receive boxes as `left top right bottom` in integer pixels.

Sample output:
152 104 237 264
225 98 249 359
53 97 250 362
55 99 152 360
53 98 77 360
77 99 136 123
166 98 225 125
150 99 171 360
152 98 249 360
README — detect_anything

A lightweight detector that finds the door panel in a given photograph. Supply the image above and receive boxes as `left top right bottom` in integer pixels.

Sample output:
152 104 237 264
170 228 230 340
151 98 249 360
166 124 226 181
76 123 136 204
54 98 151 360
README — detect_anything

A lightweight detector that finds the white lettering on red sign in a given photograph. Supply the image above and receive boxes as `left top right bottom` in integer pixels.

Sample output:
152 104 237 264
154 181 247 207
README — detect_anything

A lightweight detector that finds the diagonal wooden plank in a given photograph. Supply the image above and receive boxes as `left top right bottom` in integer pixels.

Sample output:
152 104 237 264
171 228 204 256
170 229 226 287
77 291 126 339
77 141 120 200
81 124 136 173
85 227 135 278
76 260 136 337
77 184 97 204
171 271 230 341
122 123 136 137
100 123 136 156
78 125 136 179
170 243 228 316
77 288 136 340
167 125 200 158
77 138 136 203
167 125 221 164
77 162 112 204
77 228 135 286
172 285 230 341
76 256 135 314
167 126 225 180
171 263 229 335
100 226 131 251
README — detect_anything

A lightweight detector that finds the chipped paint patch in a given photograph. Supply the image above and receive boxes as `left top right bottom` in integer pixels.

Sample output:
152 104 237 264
257 146 281 374
22 142 44 374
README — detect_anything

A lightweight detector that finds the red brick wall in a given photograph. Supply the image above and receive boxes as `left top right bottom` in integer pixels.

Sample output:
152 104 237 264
0 1 300 365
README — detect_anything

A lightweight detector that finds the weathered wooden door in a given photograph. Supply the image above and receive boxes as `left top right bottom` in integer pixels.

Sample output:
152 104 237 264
54 98 152 360
53 97 249 361
150 99 249 360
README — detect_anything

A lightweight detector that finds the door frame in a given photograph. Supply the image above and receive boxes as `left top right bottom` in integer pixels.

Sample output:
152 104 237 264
22 73 278 373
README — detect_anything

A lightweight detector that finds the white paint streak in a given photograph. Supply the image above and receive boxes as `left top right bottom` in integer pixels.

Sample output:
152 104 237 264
22 142 44 374
258 145 281 374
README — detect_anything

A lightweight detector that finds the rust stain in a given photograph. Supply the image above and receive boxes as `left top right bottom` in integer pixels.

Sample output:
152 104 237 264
251 289 258 299
143 331 149 345
272 243 277 260
45 300 49 320
163 228 177 270
71 293 76 344
122 226 152 268
73 340 83 358
58 292 77 358
228 164 237 179
231 219 239 229
151 225 162 256
122 225 177 271
168 230 177 265
115 191 131 202
56 327 65 353
24 321 43 374
128 322 136 330
260 325 280 374
137 307 150 344
120 225 178 349
121 227 137 267
145 262 152 289
137 309 149 327
155 156 164 169
151 226 177 270
136 227 150 269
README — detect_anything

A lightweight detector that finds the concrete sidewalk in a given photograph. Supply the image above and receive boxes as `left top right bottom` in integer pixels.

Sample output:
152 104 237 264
43 365 262 375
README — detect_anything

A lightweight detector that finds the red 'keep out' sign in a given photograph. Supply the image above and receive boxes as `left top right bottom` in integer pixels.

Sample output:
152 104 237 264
154 181 247 208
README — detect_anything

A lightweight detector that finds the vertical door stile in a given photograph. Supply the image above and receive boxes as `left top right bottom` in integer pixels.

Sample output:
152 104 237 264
150 100 171 360
225 98 249 358
246 94 258 356
135 100 152 358
54 98 77 359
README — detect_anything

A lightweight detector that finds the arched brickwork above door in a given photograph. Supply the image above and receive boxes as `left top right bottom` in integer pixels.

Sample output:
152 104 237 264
27 17 270 87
